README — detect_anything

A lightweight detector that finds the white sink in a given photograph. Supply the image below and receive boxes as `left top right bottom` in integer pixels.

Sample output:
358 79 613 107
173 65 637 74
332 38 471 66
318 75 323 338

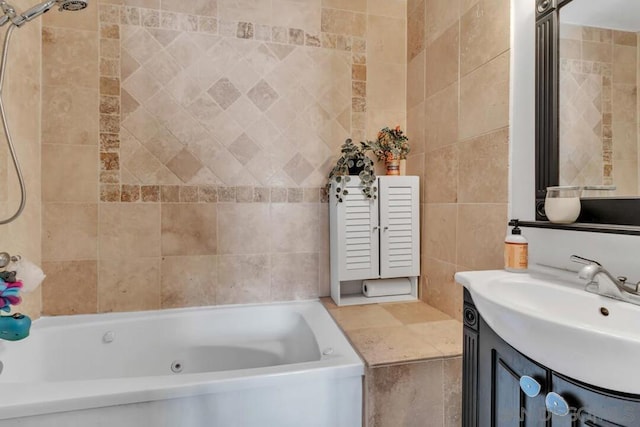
455 268 640 394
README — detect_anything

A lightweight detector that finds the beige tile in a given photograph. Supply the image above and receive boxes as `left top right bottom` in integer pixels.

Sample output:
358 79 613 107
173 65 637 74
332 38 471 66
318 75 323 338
351 326 443 366
321 8 366 38
459 50 510 140
406 154 425 190
42 261 98 315
582 40 612 63
42 27 99 88
43 0 98 31
161 255 217 308
217 254 270 304
560 38 581 60
422 258 462 320
613 30 637 46
407 102 425 155
322 0 366 12
42 144 99 202
425 144 458 203
318 206 330 297
217 203 270 254
366 108 406 141
459 0 510 76
122 28 163 65
42 85 99 145
99 203 161 259
271 0 321 34
161 203 217 256
123 69 161 104
327 304 403 331
456 203 507 270
425 21 459 97
43 203 97 262
122 0 160 9
366 361 445 426
271 253 319 301
218 0 271 24
367 0 406 18
444 357 463 427
458 127 509 203
459 0 478 16
368 15 406 64
122 106 161 144
3 32 40 144
559 23 582 41
161 0 217 16
270 203 319 252
381 301 451 324
407 0 425 61
165 149 203 183
424 203 457 263
407 320 463 356
367 63 406 111
426 0 460 44
98 257 160 312
425 83 458 152
407 51 425 108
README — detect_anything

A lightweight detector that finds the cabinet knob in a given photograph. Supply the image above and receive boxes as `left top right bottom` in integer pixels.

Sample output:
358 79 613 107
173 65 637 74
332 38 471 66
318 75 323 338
383 226 389 231
372 226 379 232
519 375 542 397
545 392 570 416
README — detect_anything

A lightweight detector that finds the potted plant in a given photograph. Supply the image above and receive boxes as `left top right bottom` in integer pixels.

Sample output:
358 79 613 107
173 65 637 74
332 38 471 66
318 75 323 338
362 126 410 175
326 138 377 202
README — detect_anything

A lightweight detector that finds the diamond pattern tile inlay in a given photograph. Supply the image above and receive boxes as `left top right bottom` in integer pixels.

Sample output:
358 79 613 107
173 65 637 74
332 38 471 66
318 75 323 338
208 78 242 110
116 18 354 188
247 80 279 112
228 133 261 165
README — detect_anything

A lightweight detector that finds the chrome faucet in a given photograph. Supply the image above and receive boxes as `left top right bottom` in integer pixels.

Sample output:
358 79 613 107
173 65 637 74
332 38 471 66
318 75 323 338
571 255 640 305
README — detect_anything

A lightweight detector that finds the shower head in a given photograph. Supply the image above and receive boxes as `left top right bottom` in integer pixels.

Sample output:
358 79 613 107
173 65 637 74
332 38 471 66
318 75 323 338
2 0 88 26
57 0 88 11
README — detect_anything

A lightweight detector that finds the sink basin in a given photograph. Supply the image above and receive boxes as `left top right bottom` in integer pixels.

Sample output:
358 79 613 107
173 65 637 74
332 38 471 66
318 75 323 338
455 268 640 394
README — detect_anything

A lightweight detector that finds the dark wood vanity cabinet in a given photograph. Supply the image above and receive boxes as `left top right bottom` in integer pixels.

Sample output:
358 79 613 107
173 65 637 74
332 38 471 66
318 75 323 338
463 289 640 427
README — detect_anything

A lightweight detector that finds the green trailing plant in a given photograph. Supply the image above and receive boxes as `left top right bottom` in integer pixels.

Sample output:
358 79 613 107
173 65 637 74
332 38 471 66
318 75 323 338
326 138 377 203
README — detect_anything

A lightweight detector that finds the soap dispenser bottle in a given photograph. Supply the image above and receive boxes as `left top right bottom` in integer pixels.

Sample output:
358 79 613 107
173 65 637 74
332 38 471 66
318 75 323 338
504 219 528 272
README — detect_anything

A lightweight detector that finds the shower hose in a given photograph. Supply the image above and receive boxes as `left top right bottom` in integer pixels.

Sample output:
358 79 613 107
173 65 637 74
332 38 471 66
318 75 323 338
0 24 26 225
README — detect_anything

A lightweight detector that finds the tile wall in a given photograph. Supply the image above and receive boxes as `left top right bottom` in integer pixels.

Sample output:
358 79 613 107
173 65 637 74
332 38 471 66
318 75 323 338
0 0 42 317
408 0 511 319
559 24 638 196
41 0 408 315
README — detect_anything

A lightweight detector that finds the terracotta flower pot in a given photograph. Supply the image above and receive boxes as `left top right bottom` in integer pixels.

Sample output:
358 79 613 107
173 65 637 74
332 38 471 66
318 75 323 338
385 158 400 175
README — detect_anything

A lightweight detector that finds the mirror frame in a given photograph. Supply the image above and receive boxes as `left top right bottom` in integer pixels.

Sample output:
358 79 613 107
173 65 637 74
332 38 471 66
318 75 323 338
535 0 640 227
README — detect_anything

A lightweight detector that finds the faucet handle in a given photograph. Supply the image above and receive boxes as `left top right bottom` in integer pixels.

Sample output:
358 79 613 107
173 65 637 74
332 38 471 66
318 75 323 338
570 255 601 267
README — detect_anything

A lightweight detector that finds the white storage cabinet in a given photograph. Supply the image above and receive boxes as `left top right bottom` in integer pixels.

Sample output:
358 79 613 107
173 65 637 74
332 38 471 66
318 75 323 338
329 175 420 305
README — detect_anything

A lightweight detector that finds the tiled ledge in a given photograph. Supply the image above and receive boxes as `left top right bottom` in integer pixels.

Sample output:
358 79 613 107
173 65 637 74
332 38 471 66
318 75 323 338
321 298 463 367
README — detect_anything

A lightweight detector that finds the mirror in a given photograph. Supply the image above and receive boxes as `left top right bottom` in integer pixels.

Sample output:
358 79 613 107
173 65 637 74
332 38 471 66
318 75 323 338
535 0 640 227
559 0 640 196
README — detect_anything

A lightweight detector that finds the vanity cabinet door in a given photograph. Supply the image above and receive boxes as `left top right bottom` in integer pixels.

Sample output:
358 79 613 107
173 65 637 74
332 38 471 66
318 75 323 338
549 373 640 427
478 317 549 427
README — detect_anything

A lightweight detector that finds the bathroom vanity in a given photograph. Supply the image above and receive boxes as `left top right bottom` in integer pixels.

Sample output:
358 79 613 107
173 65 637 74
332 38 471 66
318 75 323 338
463 289 640 425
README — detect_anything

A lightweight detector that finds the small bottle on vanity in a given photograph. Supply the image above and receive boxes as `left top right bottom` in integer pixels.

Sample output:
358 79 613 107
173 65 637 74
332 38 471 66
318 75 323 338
504 219 528 272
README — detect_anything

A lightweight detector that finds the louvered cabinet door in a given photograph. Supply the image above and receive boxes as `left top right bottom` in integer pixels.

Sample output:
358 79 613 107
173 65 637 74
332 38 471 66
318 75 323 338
378 176 420 279
333 177 380 281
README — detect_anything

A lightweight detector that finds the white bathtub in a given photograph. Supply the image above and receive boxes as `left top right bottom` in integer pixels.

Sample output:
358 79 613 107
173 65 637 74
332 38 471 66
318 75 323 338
0 300 364 427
